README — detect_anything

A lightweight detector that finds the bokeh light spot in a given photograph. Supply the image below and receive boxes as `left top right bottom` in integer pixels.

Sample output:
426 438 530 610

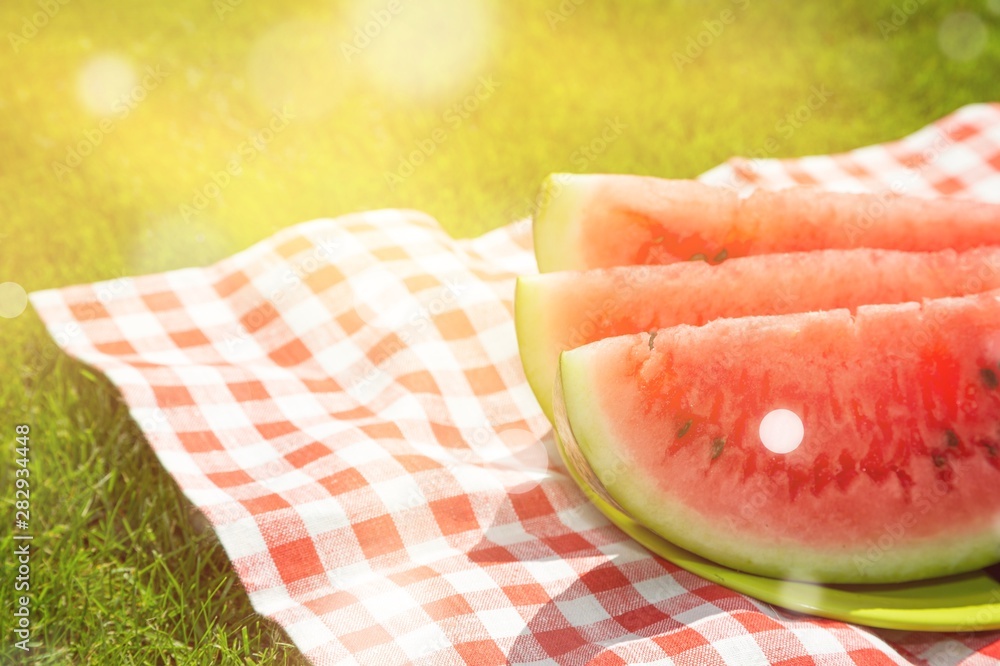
0 282 29 318
938 12 988 61
352 266 407 329
771 577 828 617
496 428 546 465
76 54 138 116
493 428 550 494
352 0 493 101
247 20 344 120
759 409 804 454
128 216 235 274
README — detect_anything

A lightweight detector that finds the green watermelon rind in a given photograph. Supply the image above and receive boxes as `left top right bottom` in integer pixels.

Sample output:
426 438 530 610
533 174 591 273
557 346 1000 585
514 276 560 422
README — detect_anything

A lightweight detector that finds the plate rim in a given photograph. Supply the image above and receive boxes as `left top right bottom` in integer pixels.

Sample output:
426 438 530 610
553 430 1000 633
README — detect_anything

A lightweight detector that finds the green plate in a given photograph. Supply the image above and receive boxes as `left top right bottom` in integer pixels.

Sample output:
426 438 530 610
553 430 1000 632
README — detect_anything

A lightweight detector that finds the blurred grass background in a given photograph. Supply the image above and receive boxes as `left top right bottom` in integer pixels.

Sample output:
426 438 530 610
0 0 998 662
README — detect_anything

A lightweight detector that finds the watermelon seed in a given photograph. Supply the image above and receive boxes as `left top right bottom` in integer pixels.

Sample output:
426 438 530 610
933 455 947 468
981 367 999 389
648 330 657 350
946 429 960 448
689 253 707 261
711 437 725 460
988 444 998 457
676 419 692 438
713 248 728 263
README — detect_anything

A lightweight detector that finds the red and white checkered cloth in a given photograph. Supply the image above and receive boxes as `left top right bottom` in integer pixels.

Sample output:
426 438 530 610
30 103 1000 665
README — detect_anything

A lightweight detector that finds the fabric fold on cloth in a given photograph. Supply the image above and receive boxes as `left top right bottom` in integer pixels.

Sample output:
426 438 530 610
30 102 1000 665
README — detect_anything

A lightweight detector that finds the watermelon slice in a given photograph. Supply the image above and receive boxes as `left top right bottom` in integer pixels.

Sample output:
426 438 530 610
518 246 1000 422
554 291 1000 583
533 174 1000 272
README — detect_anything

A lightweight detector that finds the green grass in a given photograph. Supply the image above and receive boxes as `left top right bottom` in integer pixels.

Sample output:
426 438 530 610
2 349 305 663
1 0 998 662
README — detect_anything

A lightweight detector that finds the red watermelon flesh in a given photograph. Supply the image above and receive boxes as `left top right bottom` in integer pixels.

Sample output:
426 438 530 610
555 290 1000 583
518 246 1000 422
533 174 1000 272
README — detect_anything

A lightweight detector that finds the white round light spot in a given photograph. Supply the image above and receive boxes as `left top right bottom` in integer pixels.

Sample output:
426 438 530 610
496 428 549 468
247 20 344 120
771 576 828 616
127 215 233 274
938 12 988 61
354 0 494 101
0 282 28 318
77 54 138 116
351 266 407 329
759 409 804 455
493 428 551 494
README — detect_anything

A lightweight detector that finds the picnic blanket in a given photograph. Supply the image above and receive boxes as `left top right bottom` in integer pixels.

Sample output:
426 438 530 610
30 102 1000 665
